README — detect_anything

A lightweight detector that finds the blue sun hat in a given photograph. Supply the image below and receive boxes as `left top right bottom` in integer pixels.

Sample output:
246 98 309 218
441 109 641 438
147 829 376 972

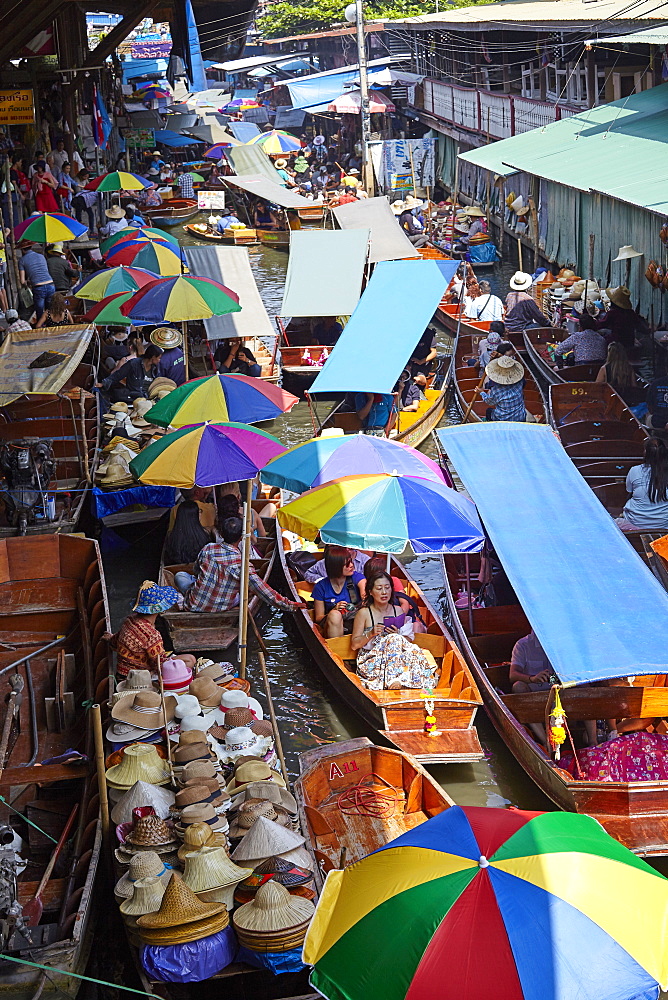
132 580 180 615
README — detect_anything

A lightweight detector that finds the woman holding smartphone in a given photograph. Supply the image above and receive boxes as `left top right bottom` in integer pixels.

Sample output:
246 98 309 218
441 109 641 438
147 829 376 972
351 571 437 691
313 546 364 638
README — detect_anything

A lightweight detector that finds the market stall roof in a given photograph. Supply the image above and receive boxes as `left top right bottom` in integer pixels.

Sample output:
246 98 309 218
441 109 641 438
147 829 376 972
280 229 370 317
309 258 456 395
586 26 668 45
389 0 668 29
223 174 314 208
277 57 397 110
225 145 284 184
333 197 420 263
154 129 204 147
212 52 305 72
438 422 668 686
183 246 276 341
0 324 95 406
458 84 668 215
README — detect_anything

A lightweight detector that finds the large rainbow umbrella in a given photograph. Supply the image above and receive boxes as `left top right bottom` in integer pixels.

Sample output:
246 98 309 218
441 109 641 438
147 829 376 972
85 171 151 192
100 226 179 255
248 129 301 155
304 806 668 1000
82 291 152 326
129 421 285 488
262 434 445 494
144 373 299 428
204 139 242 157
277 473 483 553
104 240 185 275
14 213 87 243
119 275 240 323
74 266 159 301
222 98 260 112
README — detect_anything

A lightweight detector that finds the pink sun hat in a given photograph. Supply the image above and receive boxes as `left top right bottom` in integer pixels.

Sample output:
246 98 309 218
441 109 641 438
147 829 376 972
161 657 193 693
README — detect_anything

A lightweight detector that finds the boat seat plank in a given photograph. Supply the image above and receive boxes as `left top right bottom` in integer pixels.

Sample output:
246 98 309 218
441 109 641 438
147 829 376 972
503 685 668 723
0 578 77 615
559 421 642 445
381 727 483 763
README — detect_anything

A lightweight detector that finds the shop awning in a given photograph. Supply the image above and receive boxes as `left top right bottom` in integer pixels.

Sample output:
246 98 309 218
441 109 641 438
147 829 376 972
154 129 204 147
225 145 284 184
0 324 95 405
280 229 370 317
333 197 420 263
281 58 393 110
438 422 668 686
184 246 276 341
213 52 304 72
309 258 456 394
586 26 668 45
223 174 314 207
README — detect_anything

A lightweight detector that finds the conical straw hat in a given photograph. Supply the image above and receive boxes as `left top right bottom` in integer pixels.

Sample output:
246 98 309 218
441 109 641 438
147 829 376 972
111 781 175 825
114 851 173 899
183 846 252 892
137 872 226 928
138 912 229 946
230 817 304 863
233 880 314 933
105 743 171 789
177 822 228 862
119 875 167 916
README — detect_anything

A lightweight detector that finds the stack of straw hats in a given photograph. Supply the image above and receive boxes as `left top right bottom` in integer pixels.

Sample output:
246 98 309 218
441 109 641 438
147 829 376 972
105 743 171 792
115 807 178 864
111 781 175 825
229 780 298 824
219 688 263 720
114 850 173 902
228 798 292 840
210 726 274 767
230 816 311 871
137 873 229 945
112 669 154 707
119 874 168 920
234 856 314 906
232 881 314 953
226 760 286 797
182 845 252 909
177 821 228 863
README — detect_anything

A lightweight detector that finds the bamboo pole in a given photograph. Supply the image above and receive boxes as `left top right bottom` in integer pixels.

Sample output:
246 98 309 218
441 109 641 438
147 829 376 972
463 372 487 423
182 321 189 380
247 610 290 787
158 666 176 788
91 704 109 841
238 478 253 679
517 238 523 272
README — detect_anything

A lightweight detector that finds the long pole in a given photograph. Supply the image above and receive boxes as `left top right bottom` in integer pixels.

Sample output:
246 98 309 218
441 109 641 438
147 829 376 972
247 610 290 787
354 0 374 197
158 666 176 788
238 478 253 679
91 704 109 842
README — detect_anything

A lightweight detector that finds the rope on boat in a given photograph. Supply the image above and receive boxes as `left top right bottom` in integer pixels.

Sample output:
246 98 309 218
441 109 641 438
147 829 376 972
0 953 154 997
337 773 402 818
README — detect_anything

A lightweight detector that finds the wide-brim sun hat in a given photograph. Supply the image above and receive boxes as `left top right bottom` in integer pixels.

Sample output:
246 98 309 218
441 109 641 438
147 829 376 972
485 355 525 386
105 743 171 789
606 285 632 310
216 726 272 764
232 879 314 935
509 271 533 291
148 377 177 399
119 875 167 916
106 205 125 220
274 158 288 168
112 690 176 730
226 761 285 796
464 206 485 217
183 845 252 893
150 326 183 350
136 872 226 929
106 720 161 743
132 580 179 615
391 200 405 215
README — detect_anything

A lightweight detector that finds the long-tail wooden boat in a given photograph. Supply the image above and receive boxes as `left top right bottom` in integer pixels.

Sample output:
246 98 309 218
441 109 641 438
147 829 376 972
145 198 200 227
441 549 668 855
0 534 108 997
297 205 325 222
453 330 548 423
277 539 483 764
523 327 602 385
182 223 259 245
295 737 454 883
158 514 277 653
257 229 290 251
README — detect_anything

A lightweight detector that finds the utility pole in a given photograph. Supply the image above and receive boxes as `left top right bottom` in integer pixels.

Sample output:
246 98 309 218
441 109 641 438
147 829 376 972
346 1 374 196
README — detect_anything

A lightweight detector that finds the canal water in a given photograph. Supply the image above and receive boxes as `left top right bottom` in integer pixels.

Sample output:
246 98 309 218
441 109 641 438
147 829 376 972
102 237 550 813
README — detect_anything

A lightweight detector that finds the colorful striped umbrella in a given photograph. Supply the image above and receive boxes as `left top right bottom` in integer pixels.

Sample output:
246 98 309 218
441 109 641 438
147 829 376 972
129 421 285 488
84 171 152 192
262 434 445 494
82 291 153 326
140 87 171 101
14 213 87 243
144 374 299 428
305 806 668 1000
204 139 242 157
119 275 240 323
104 240 186 275
248 129 301 155
100 227 179 255
74 266 159 301
276 473 484 553
135 82 171 95
222 98 260 112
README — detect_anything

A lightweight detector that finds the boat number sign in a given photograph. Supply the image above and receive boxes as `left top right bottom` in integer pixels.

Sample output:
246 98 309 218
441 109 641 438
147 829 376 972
329 759 359 781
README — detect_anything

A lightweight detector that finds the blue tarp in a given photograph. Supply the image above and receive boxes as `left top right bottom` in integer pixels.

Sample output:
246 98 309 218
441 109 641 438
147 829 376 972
186 0 207 93
154 130 204 147
92 485 176 520
309 259 457 395
229 121 261 142
287 64 389 111
121 58 169 83
437 423 668 686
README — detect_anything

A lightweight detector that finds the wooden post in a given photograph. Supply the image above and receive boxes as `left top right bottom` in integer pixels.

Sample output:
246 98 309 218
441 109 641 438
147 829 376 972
588 233 595 281
238 478 253 679
463 372 487 423
182 321 189 380
247 610 290 787
517 238 523 272
91 704 109 841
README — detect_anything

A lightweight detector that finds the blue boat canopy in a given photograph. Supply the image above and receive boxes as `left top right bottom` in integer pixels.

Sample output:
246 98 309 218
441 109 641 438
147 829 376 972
438 423 668 686
310 258 457 395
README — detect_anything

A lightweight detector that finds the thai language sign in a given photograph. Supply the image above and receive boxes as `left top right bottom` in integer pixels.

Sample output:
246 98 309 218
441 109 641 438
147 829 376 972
0 90 35 124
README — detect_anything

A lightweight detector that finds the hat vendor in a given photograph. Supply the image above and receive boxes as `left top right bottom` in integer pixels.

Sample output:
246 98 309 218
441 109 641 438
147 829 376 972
151 327 186 386
97 344 163 404
505 272 550 331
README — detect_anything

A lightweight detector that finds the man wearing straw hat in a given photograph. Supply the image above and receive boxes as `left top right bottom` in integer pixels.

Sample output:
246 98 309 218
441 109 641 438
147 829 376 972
481 355 526 422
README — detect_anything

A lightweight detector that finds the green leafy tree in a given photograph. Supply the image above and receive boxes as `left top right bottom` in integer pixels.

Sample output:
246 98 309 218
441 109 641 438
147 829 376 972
259 0 477 38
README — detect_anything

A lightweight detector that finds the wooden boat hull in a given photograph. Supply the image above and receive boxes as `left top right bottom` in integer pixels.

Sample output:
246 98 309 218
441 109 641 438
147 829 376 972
146 199 200 226
295 737 454 881
523 328 602 385
453 330 548 423
442 551 668 855
183 223 226 243
277 540 483 764
297 206 325 222
257 229 290 251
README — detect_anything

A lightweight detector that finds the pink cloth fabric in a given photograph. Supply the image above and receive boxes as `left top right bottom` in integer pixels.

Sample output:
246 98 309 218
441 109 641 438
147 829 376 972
561 731 668 781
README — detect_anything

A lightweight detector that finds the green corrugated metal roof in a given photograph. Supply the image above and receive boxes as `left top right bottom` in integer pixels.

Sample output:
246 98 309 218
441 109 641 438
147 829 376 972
587 26 668 45
459 84 668 215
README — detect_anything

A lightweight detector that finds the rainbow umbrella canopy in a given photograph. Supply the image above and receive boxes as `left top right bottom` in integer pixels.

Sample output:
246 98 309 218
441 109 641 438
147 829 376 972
262 434 445 494
129 421 285 488
85 171 152 192
119 275 240 323
14 212 87 243
222 98 260 112
204 138 242 157
304 806 668 1000
276 473 484 553
248 129 301 155
100 226 179 255
83 291 152 326
74 266 159 301
144 373 299 428
104 239 186 275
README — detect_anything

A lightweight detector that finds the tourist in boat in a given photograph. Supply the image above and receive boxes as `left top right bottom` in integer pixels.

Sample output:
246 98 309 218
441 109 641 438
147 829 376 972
504 272 550 331
464 280 504 322
400 371 427 412
313 546 364 638
304 546 368 583
150 327 186 386
253 200 278 230
509 629 553 746
103 580 196 679
597 286 647 353
97 344 163 403
482 355 526 422
595 342 647 417
215 338 261 377
351 571 437 691
312 316 343 346
208 164 226 188
274 158 295 187
355 392 396 435
472 327 503 369
616 437 668 532
35 292 73 328
357 555 404 601
561 730 668 781
177 167 195 200
216 482 267 541
168 486 217 533
163 499 213 565
409 328 437 376
215 208 241 233
395 201 428 248
555 312 607 366
125 205 145 228
336 185 358 205
173 515 304 613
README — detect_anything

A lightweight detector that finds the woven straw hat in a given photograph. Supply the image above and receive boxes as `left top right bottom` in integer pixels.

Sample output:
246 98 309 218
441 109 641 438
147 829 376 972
106 720 161 743
226 761 285 796
119 875 167 916
231 817 304 863
233 880 314 934
485 355 524 386
231 781 298 817
240 846 313 872
114 669 153 701
112 690 176 729
106 743 171 789
111 781 175 825
125 810 178 849
174 742 214 765
189 676 222 709
177 822 228 862
180 760 220 785
137 873 225 929
110 401 129 413
198 663 235 686
229 799 290 840
183 846 252 892
138 911 229 946
219 707 254 730
103 435 140 454
148 377 177 400
179 801 228 833
183 776 229 798
178 729 209 746
114 851 173 899
250 719 274 739
606 285 632 310
150 327 183 350
241 855 312 892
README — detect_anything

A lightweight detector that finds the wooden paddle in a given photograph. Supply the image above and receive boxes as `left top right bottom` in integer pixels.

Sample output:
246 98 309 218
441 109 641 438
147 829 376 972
462 372 488 423
23 802 78 927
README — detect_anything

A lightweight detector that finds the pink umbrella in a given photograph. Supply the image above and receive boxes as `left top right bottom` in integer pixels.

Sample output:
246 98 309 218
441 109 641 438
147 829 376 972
328 90 395 114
